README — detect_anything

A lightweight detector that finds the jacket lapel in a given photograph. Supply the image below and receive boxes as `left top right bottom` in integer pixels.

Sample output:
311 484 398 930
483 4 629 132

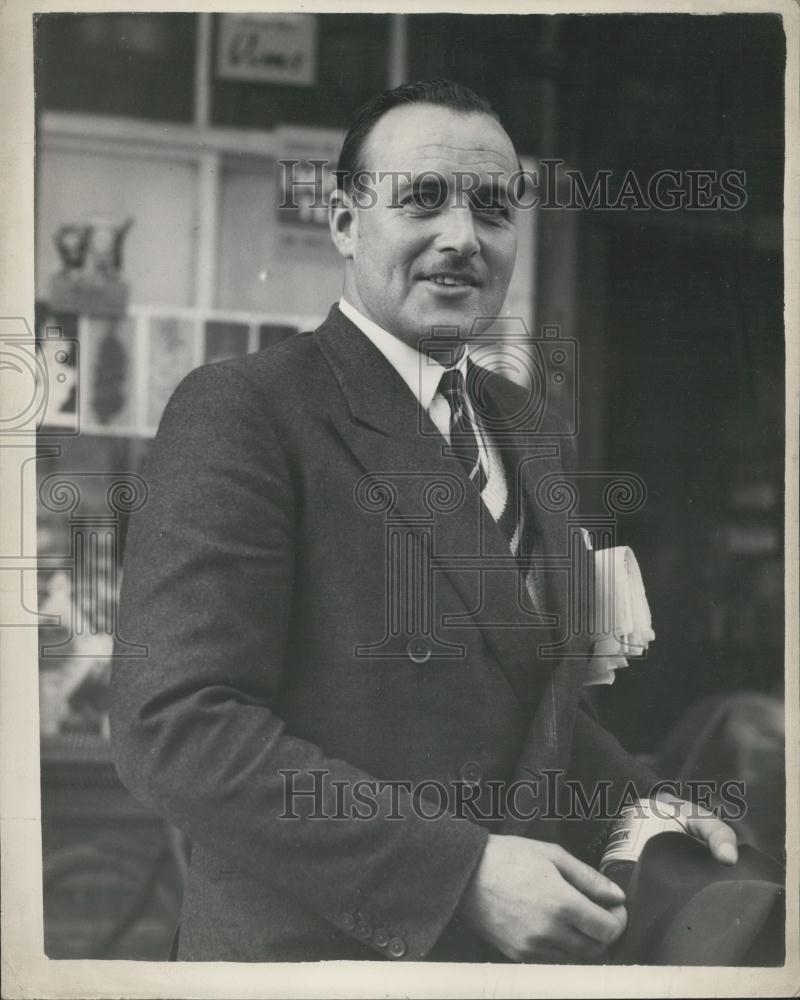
316 306 554 705
478 369 597 836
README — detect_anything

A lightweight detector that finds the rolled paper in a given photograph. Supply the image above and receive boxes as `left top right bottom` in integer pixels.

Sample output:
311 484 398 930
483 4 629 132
584 546 655 686
600 798 687 872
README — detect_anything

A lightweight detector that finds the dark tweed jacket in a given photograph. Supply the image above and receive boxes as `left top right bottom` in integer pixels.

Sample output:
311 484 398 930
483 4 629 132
110 305 657 962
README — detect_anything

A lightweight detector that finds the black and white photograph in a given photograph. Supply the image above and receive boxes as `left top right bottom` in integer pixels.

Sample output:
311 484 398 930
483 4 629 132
0 2 797 997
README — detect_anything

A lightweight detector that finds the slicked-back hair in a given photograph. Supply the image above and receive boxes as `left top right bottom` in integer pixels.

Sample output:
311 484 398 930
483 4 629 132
335 78 503 192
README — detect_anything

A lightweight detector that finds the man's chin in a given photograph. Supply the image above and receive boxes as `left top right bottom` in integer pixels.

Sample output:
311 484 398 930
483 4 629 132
409 305 483 343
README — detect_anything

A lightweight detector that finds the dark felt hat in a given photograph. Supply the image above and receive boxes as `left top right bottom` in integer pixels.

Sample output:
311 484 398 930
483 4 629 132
608 832 785 966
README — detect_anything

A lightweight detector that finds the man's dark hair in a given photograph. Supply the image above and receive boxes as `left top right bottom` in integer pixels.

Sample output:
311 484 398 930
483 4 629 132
335 78 502 191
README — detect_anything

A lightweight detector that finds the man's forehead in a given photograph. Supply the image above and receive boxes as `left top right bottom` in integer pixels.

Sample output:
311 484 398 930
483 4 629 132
362 104 518 178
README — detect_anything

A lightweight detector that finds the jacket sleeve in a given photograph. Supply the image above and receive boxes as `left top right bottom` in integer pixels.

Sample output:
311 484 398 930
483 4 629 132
110 362 488 961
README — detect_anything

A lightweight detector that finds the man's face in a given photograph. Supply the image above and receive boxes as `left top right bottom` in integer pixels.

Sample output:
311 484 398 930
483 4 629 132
330 103 519 349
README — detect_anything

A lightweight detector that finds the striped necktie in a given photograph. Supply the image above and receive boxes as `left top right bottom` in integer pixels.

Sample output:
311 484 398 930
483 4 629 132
437 363 544 610
438 366 487 493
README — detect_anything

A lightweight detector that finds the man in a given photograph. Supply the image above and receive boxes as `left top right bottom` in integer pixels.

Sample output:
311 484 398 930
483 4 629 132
111 79 738 964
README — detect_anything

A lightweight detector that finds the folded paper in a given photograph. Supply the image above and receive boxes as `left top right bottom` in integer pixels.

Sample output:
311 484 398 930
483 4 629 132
584 544 655 686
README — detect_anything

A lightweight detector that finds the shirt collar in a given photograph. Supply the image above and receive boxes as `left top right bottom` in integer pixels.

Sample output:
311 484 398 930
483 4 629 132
338 297 468 411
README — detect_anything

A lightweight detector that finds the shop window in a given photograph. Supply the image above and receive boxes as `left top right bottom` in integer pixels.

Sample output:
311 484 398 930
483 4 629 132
211 13 390 130
34 13 196 122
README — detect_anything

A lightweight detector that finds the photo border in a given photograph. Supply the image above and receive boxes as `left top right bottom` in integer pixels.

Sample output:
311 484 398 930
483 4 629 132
1 1 797 997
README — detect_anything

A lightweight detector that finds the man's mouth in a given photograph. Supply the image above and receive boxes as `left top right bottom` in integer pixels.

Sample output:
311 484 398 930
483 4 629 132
419 272 478 287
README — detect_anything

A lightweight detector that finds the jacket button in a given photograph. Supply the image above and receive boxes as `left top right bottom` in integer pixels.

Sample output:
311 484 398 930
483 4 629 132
355 919 373 941
459 761 482 785
372 927 389 948
407 638 431 664
340 913 356 931
388 936 407 958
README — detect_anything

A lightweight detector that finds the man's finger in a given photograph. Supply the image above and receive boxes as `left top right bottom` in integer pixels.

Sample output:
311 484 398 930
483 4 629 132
548 923 612 961
549 847 626 904
686 814 739 864
559 882 628 946
657 795 739 865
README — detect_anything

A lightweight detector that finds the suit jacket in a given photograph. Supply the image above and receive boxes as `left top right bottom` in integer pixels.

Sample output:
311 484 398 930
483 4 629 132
110 305 658 962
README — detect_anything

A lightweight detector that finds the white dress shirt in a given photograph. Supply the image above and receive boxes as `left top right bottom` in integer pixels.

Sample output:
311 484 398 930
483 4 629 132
338 297 508 520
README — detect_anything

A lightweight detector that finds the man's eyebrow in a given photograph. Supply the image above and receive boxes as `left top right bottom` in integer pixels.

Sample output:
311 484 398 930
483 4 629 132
464 180 516 208
390 175 518 206
387 176 433 194
393 176 448 194
411 177 447 189
471 178 510 193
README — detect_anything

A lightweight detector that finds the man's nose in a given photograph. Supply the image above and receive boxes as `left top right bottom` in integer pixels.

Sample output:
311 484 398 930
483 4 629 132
434 204 480 258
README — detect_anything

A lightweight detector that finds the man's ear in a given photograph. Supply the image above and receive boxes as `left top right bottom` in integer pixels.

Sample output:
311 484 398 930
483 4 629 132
329 188 357 259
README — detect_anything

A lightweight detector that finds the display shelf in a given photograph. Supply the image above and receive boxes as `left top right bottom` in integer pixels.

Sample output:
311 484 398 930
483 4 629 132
38 304 323 439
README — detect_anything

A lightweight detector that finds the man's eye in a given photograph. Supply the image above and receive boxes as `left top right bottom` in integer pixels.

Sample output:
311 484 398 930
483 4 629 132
402 194 444 211
475 202 509 217
466 192 510 216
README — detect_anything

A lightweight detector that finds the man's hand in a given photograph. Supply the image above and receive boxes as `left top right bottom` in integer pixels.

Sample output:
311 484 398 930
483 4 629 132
458 834 627 963
655 794 739 865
